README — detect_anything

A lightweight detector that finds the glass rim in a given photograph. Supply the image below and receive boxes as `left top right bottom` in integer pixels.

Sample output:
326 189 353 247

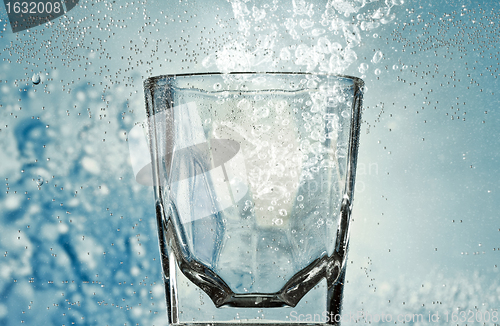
144 71 364 89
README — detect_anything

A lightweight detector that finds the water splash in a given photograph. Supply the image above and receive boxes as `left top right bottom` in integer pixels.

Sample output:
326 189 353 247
202 0 404 74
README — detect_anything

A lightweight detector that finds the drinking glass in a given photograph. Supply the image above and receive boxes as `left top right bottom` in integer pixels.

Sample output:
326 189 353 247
143 72 364 325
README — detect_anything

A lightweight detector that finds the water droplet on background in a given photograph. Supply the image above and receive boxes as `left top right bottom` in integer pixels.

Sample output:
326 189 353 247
358 63 369 74
372 51 383 63
32 73 41 85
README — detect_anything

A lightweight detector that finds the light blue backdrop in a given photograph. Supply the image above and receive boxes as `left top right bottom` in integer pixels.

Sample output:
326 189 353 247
0 0 498 325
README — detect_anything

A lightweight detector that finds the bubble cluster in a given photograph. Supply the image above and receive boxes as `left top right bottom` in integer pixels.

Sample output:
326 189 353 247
202 0 404 74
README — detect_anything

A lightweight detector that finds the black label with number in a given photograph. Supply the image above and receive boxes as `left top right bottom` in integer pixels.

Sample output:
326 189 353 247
3 0 79 33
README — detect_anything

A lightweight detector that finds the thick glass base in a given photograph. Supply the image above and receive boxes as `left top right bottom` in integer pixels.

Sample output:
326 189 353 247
157 209 346 325
165 261 345 325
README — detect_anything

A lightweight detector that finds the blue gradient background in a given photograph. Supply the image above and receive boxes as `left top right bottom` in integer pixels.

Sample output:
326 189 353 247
0 0 498 325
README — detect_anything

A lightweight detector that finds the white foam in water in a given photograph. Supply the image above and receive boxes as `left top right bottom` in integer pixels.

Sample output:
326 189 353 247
81 156 101 174
203 0 404 74
0 304 7 319
211 102 302 227
4 194 22 210
199 0 405 225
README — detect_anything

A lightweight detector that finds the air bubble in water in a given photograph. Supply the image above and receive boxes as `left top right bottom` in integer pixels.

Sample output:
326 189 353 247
297 195 304 201
372 51 383 63
358 63 369 74
279 209 287 216
36 175 44 187
32 73 41 85
341 110 350 118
